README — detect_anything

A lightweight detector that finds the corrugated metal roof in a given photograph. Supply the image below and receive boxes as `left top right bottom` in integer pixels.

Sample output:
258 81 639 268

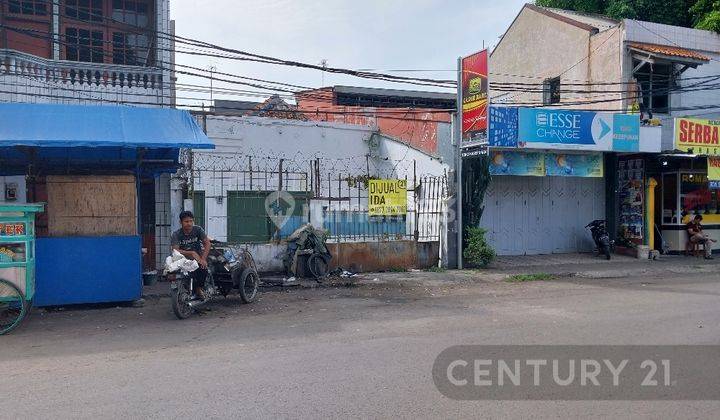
628 42 711 61
332 85 455 101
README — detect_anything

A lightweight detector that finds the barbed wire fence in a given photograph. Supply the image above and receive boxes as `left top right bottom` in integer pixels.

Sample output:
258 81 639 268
178 150 448 244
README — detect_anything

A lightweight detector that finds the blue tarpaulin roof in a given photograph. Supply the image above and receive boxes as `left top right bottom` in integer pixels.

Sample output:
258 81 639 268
0 103 213 149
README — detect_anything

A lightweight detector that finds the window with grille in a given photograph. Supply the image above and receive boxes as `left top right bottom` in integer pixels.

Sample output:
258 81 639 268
112 0 150 28
8 0 48 15
112 32 150 66
65 0 104 22
634 62 673 114
65 28 104 63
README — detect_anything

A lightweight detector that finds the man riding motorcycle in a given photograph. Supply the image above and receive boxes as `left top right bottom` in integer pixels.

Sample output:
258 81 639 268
171 210 211 298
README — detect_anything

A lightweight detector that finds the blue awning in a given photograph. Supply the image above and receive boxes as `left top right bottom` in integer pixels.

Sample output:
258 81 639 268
0 102 213 149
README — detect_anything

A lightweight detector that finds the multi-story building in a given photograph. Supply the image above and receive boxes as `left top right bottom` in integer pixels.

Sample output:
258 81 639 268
480 3 720 256
0 0 173 106
0 1 178 272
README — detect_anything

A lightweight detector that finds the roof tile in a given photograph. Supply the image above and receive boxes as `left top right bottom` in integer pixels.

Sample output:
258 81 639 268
627 42 710 61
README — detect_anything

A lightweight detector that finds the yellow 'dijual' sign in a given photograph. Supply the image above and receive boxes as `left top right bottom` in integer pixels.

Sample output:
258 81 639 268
368 179 407 216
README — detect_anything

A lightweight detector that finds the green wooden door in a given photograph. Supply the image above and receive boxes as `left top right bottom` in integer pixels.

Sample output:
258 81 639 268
227 191 270 243
192 191 206 230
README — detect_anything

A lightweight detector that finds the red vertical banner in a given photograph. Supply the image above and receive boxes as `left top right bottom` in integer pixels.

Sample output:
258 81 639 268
461 49 488 141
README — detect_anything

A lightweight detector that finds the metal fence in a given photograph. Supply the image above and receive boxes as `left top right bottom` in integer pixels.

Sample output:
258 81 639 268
185 152 447 244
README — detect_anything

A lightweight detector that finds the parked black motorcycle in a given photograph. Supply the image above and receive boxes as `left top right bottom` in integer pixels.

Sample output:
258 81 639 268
168 242 259 319
586 219 613 260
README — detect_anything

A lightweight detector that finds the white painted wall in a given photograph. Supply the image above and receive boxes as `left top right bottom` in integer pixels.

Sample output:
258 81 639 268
192 116 450 242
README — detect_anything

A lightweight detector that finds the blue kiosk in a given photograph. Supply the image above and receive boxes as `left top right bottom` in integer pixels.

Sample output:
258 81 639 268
0 103 213 306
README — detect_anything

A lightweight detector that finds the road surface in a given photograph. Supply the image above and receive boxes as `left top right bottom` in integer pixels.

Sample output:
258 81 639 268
2 268 720 418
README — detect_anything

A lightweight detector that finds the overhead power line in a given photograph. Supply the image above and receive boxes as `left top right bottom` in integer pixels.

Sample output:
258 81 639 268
0 1 457 88
4 7 720 116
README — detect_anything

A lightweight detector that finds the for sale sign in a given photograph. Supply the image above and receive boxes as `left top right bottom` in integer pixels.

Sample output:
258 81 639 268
368 179 407 216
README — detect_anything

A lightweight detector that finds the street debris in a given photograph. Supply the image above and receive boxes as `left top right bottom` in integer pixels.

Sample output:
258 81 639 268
283 224 332 279
329 268 357 278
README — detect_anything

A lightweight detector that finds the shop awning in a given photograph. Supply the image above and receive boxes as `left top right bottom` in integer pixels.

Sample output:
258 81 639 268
628 42 710 67
0 103 213 149
0 103 214 175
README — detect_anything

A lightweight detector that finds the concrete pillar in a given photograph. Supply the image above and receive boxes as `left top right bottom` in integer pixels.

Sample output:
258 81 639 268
170 176 183 233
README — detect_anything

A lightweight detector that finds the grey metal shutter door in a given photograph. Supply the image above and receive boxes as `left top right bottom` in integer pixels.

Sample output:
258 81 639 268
480 176 605 256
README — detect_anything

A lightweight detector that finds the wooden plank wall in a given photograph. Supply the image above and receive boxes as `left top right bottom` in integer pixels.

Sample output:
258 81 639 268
46 175 137 236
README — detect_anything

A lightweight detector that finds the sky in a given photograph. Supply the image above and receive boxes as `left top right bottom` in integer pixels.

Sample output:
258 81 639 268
170 0 529 107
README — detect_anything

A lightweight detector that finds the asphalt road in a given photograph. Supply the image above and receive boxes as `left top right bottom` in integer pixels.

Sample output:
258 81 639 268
2 269 720 419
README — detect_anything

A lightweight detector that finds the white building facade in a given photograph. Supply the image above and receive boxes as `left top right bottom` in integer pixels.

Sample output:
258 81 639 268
185 115 451 271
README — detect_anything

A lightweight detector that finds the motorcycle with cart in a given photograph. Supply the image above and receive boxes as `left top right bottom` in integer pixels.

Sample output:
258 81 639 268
166 241 259 319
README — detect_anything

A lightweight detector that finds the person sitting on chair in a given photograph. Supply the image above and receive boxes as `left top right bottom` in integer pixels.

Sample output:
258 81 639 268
687 214 716 259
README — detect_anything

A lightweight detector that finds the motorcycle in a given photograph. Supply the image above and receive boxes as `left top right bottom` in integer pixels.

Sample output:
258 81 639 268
167 241 260 319
586 219 613 260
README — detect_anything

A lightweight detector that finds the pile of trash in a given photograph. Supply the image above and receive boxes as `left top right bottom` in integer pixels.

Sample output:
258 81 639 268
283 224 332 278
164 250 199 275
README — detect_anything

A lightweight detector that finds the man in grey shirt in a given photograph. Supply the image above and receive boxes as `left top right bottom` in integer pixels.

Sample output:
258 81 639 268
171 211 211 297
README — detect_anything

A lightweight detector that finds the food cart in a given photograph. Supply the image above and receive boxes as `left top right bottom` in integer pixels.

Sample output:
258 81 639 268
0 203 44 335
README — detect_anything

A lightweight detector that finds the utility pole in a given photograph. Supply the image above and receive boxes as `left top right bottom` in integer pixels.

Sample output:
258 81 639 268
209 66 216 104
456 57 463 270
320 59 328 86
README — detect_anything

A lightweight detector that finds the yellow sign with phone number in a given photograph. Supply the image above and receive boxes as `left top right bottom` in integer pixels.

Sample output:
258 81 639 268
368 179 407 216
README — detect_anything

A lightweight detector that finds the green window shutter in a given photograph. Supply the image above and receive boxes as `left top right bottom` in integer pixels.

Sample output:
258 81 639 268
227 191 271 243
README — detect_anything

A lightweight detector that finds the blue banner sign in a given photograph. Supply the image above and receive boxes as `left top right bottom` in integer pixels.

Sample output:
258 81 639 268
490 151 604 178
545 153 604 177
518 108 637 152
489 151 544 176
489 107 518 147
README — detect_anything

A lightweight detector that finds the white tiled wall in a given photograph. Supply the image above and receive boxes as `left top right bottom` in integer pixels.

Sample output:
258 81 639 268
624 19 720 53
155 173 171 270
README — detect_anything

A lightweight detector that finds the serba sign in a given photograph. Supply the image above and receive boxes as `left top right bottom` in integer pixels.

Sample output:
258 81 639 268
677 119 720 144
675 118 720 155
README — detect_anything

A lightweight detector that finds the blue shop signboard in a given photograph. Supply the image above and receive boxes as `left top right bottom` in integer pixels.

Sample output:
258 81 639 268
517 108 639 152
488 107 519 148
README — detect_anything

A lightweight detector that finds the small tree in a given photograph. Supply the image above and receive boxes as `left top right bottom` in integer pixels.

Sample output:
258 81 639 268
463 227 496 268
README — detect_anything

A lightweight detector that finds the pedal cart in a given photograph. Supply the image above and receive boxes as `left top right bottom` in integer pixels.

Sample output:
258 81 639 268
0 204 44 335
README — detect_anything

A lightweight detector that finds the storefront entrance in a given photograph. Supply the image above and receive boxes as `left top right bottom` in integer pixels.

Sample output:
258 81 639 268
659 170 720 253
480 176 605 255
